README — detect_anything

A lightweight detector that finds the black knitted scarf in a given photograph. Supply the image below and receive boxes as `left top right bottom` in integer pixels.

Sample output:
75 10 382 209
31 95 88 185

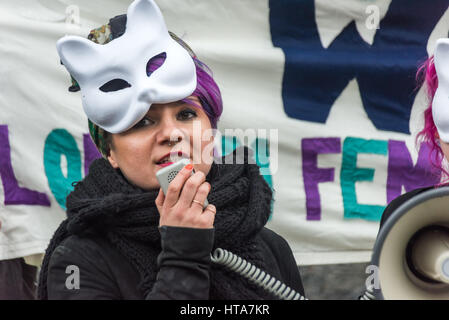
37 147 273 300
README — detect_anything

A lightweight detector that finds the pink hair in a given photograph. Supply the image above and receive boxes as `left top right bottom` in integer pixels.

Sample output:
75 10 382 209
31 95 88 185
416 56 448 182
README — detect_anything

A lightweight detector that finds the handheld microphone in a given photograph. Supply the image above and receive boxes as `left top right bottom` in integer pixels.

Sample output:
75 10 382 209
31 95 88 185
156 158 209 209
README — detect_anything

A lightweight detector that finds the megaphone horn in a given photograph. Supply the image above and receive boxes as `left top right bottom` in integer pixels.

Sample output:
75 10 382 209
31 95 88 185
371 187 449 300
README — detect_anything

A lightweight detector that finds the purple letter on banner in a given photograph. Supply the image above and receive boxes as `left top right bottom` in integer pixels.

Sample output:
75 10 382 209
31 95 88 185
387 140 441 203
302 138 341 220
83 134 102 176
0 125 50 206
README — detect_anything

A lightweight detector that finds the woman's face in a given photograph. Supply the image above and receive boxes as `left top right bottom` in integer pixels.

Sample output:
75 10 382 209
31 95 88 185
107 96 215 190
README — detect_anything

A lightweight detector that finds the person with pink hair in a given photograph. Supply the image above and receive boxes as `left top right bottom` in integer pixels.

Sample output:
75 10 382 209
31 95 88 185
359 40 449 301
378 40 449 228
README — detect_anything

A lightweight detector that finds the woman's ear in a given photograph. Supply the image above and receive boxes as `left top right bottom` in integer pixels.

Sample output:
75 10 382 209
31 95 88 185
107 150 119 169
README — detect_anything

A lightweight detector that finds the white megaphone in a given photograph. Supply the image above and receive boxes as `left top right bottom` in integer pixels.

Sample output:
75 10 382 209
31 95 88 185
370 187 449 300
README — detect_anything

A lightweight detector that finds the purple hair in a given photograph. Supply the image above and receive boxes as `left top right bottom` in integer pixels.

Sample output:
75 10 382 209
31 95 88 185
416 56 448 181
146 42 223 129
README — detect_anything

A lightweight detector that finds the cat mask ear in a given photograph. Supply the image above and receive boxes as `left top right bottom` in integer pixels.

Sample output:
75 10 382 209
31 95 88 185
432 38 449 142
56 0 196 133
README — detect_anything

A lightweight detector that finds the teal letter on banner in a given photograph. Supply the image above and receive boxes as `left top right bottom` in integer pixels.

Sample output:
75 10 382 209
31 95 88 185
251 138 273 188
222 135 274 218
340 137 387 221
44 129 82 210
222 135 273 188
251 137 274 220
221 135 241 156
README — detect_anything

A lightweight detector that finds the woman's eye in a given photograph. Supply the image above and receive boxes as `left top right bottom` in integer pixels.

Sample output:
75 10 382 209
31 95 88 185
134 117 154 129
177 109 197 121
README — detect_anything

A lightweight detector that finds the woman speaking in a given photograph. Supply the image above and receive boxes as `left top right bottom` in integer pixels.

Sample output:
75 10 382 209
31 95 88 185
37 0 304 300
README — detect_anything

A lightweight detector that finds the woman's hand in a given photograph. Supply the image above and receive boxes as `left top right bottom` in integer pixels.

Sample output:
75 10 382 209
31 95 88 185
155 163 216 229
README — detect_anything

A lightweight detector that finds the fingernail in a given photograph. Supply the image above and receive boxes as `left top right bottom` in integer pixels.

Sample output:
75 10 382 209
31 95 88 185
185 164 193 170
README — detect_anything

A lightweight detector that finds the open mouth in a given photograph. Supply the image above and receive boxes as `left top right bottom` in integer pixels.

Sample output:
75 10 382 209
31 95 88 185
156 151 189 165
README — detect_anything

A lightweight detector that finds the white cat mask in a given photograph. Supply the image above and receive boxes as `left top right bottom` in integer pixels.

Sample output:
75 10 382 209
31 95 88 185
432 38 449 142
56 0 197 133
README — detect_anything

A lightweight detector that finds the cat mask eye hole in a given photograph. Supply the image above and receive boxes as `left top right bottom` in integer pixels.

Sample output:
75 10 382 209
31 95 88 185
146 52 167 77
99 79 132 92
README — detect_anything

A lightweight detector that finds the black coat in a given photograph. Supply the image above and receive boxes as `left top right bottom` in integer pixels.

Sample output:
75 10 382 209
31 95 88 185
46 226 305 300
40 146 305 300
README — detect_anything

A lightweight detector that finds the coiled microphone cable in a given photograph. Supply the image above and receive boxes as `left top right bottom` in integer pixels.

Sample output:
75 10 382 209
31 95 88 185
359 284 376 300
211 248 307 300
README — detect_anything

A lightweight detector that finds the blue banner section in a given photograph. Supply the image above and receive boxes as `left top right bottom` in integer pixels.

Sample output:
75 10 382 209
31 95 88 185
269 0 449 134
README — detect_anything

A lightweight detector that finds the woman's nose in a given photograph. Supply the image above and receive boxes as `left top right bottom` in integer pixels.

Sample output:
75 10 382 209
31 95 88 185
156 117 185 146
